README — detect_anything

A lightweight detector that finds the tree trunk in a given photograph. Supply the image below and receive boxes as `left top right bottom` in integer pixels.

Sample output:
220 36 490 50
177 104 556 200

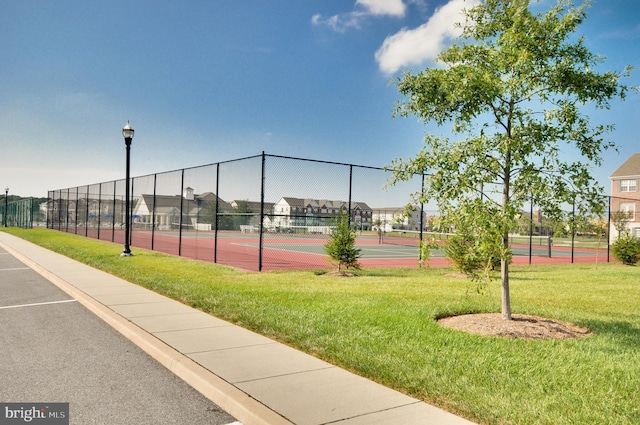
501 145 512 321
501 237 512 320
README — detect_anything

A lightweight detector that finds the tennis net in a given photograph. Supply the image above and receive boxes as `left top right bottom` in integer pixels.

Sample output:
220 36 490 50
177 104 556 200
380 230 455 246
381 231 552 250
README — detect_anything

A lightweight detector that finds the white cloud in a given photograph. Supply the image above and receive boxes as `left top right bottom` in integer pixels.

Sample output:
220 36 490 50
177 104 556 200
312 0 406 32
375 0 479 74
356 0 406 17
311 12 363 32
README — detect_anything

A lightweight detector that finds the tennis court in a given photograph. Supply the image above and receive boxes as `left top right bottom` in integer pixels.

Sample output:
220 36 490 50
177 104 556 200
126 229 609 271
48 153 618 272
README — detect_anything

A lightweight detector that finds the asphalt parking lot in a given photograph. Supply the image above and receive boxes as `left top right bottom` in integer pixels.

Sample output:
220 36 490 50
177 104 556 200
0 247 240 425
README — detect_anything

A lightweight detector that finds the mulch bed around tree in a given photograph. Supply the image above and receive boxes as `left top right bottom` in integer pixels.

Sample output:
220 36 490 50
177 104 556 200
438 313 591 339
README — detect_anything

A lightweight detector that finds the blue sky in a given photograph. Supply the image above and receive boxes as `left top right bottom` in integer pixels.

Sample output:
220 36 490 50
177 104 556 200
1 0 639 197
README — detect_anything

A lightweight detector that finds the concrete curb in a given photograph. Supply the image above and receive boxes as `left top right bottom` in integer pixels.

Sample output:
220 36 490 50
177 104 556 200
0 237 293 425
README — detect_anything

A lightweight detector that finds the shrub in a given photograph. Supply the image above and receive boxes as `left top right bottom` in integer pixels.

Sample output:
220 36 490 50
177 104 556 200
324 211 361 271
443 232 506 278
611 232 640 266
418 236 439 268
444 234 484 276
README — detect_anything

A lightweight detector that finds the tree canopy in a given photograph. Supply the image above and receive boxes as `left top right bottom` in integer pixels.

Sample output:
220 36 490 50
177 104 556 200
389 0 633 319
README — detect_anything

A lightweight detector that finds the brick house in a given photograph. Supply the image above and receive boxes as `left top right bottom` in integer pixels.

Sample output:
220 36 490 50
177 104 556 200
609 153 640 238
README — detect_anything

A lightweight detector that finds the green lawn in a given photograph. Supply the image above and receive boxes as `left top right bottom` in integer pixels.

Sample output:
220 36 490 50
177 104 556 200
3 228 639 425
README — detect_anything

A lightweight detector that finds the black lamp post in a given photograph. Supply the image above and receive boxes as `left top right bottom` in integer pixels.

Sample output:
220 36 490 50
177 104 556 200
3 186 8 227
121 121 134 256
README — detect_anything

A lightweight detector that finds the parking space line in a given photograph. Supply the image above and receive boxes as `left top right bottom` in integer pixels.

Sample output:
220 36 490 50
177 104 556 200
0 299 77 310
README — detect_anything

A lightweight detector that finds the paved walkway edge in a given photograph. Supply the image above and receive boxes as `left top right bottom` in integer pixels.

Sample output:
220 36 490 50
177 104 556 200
0 235 293 425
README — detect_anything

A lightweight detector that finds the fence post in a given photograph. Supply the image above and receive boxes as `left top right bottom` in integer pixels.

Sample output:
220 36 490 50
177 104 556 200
259 152 266 271
85 185 90 237
571 198 576 263
348 165 353 227
214 163 220 263
529 193 533 265
65 188 69 232
151 174 157 251
53 191 56 229
55 192 58 228
179 169 185 256
130 177 135 248
46 192 50 228
97 184 102 240
112 181 116 242
74 187 79 234
420 174 425 241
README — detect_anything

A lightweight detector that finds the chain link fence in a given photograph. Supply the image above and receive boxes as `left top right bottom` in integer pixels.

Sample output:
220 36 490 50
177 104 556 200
1 198 35 229
47 153 629 271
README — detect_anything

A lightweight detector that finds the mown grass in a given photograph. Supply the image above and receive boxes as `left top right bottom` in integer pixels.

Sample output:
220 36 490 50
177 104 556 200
3 228 639 425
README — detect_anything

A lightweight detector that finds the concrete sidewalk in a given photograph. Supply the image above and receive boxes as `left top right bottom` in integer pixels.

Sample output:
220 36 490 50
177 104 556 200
0 232 477 425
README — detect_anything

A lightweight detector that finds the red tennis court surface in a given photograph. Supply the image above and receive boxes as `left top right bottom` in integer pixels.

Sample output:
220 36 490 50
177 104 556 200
79 229 612 272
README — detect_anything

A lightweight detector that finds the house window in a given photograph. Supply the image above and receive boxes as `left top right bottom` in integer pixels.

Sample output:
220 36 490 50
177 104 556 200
620 203 636 220
620 179 638 192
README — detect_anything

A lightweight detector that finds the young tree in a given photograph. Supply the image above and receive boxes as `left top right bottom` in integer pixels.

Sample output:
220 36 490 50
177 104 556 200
231 200 253 229
611 210 632 236
389 0 632 319
325 210 361 272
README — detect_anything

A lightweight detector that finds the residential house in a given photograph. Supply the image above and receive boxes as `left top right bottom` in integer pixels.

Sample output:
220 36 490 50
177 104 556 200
609 153 640 238
272 197 372 231
371 206 425 232
230 199 275 231
132 190 231 230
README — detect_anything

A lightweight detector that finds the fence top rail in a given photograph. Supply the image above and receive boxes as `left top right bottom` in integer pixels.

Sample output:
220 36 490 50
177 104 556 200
265 153 386 172
48 152 431 193
48 151 617 201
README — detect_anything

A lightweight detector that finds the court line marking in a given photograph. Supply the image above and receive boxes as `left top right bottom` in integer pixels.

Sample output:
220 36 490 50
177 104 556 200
0 299 77 310
0 267 31 271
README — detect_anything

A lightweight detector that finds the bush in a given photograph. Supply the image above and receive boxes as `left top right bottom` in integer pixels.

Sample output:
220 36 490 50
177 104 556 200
324 211 361 271
444 233 507 278
444 234 484 276
611 232 640 266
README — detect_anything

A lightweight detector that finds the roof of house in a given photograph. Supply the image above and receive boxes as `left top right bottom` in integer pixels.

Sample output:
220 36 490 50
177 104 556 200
134 193 232 212
610 153 640 179
277 197 371 211
231 200 275 213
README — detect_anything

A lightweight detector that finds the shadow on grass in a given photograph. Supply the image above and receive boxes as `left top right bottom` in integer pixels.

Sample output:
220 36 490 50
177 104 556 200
582 319 640 349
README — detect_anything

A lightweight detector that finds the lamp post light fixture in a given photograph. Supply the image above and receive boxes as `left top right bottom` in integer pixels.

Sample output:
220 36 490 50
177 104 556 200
121 121 134 257
3 186 8 227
